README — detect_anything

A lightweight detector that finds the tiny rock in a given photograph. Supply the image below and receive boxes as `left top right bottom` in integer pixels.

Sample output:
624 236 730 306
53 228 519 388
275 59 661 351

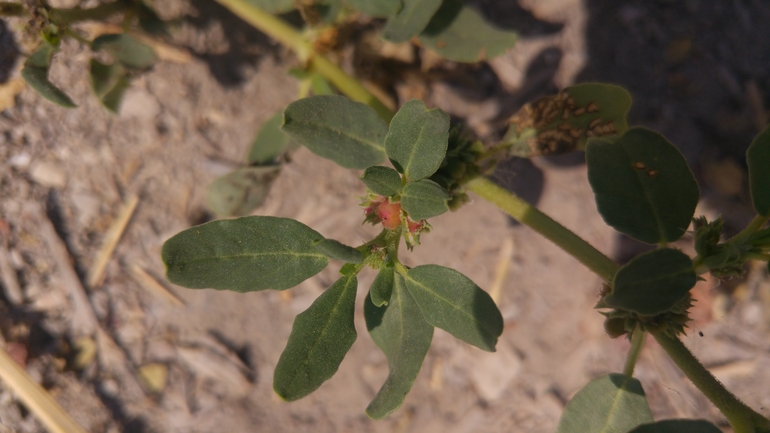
29 161 67 188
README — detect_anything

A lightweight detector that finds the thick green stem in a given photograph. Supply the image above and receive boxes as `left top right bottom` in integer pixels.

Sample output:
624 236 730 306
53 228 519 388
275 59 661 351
212 0 393 122
623 327 646 377
466 177 619 282
730 214 770 245
652 330 770 433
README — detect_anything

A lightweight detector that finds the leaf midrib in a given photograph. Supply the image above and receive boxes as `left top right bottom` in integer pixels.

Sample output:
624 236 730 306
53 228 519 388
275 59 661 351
291 117 385 153
406 276 496 336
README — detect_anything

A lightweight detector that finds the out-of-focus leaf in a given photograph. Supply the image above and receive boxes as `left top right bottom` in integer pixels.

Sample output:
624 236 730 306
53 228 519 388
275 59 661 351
504 83 631 157
162 216 328 292
244 0 296 13
274 274 358 400
747 125 770 216
92 34 157 70
207 165 281 217
382 0 442 43
21 67 76 108
346 0 400 18
248 112 292 165
418 0 517 63
628 420 722 433
90 59 129 112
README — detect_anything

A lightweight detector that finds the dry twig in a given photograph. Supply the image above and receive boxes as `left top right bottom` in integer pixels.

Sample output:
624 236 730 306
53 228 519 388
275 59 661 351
86 194 139 288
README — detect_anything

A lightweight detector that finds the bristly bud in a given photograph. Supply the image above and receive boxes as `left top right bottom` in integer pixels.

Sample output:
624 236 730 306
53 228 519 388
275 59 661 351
360 194 430 249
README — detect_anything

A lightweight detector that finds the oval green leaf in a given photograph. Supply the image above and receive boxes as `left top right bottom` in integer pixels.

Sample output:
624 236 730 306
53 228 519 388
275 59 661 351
313 238 363 264
274 274 358 401
90 59 129 112
586 127 699 244
628 420 722 433
282 95 388 169
21 66 77 108
346 0 399 17
207 166 281 217
605 248 696 316
92 34 157 70
25 42 56 68
370 266 395 307
162 216 328 292
747 125 770 216
385 99 450 181
361 166 403 197
504 83 631 157
382 0 443 43
400 179 450 220
248 111 293 165
404 265 502 352
556 373 653 433
364 274 433 419
419 0 517 63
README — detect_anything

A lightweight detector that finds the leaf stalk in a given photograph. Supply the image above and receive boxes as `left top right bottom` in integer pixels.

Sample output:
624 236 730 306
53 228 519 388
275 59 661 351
623 327 646 377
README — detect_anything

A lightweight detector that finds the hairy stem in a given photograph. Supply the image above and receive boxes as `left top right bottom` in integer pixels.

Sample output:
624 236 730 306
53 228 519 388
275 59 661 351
466 177 619 282
212 0 393 121
652 330 770 433
623 327 646 377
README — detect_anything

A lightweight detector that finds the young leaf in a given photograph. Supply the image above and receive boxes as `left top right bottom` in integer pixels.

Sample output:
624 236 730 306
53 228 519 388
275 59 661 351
504 83 631 157
310 74 335 96
162 216 328 292
385 99 450 181
586 127 699 244
747 125 770 216
360 166 403 197
21 66 77 108
92 34 157 70
313 239 364 264
345 0 400 18
370 266 395 307
244 0 296 13
364 274 434 419
605 248 696 316
274 274 358 400
628 420 722 433
418 0 518 63
404 265 502 352
400 179 450 220
207 166 281 217
556 373 653 433
382 0 442 43
248 112 292 165
282 95 388 169
90 59 129 112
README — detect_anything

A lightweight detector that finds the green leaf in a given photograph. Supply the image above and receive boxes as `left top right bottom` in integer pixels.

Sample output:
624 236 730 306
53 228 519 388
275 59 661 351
274 274 358 400
400 179 449 220
207 166 281 217
404 265 502 352
628 420 722 433
162 216 328 292
244 0 296 13
92 34 157 70
382 0 442 43
361 166 403 197
282 95 388 169
313 239 364 264
586 127 699 244
248 112 293 165
747 125 770 216
21 66 77 108
504 83 631 157
370 266 395 307
90 59 129 112
418 0 517 63
346 0 400 17
556 373 653 433
385 99 450 181
605 248 696 316
310 74 335 96
25 42 56 68
364 274 434 419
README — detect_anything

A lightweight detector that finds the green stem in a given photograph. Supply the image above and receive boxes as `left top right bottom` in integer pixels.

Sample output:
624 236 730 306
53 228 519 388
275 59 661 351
48 2 129 24
623 327 646 377
212 0 393 122
730 214 770 245
652 330 770 433
465 177 619 282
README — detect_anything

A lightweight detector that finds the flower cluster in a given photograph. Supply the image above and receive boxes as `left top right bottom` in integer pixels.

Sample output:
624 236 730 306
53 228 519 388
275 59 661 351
361 194 430 249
